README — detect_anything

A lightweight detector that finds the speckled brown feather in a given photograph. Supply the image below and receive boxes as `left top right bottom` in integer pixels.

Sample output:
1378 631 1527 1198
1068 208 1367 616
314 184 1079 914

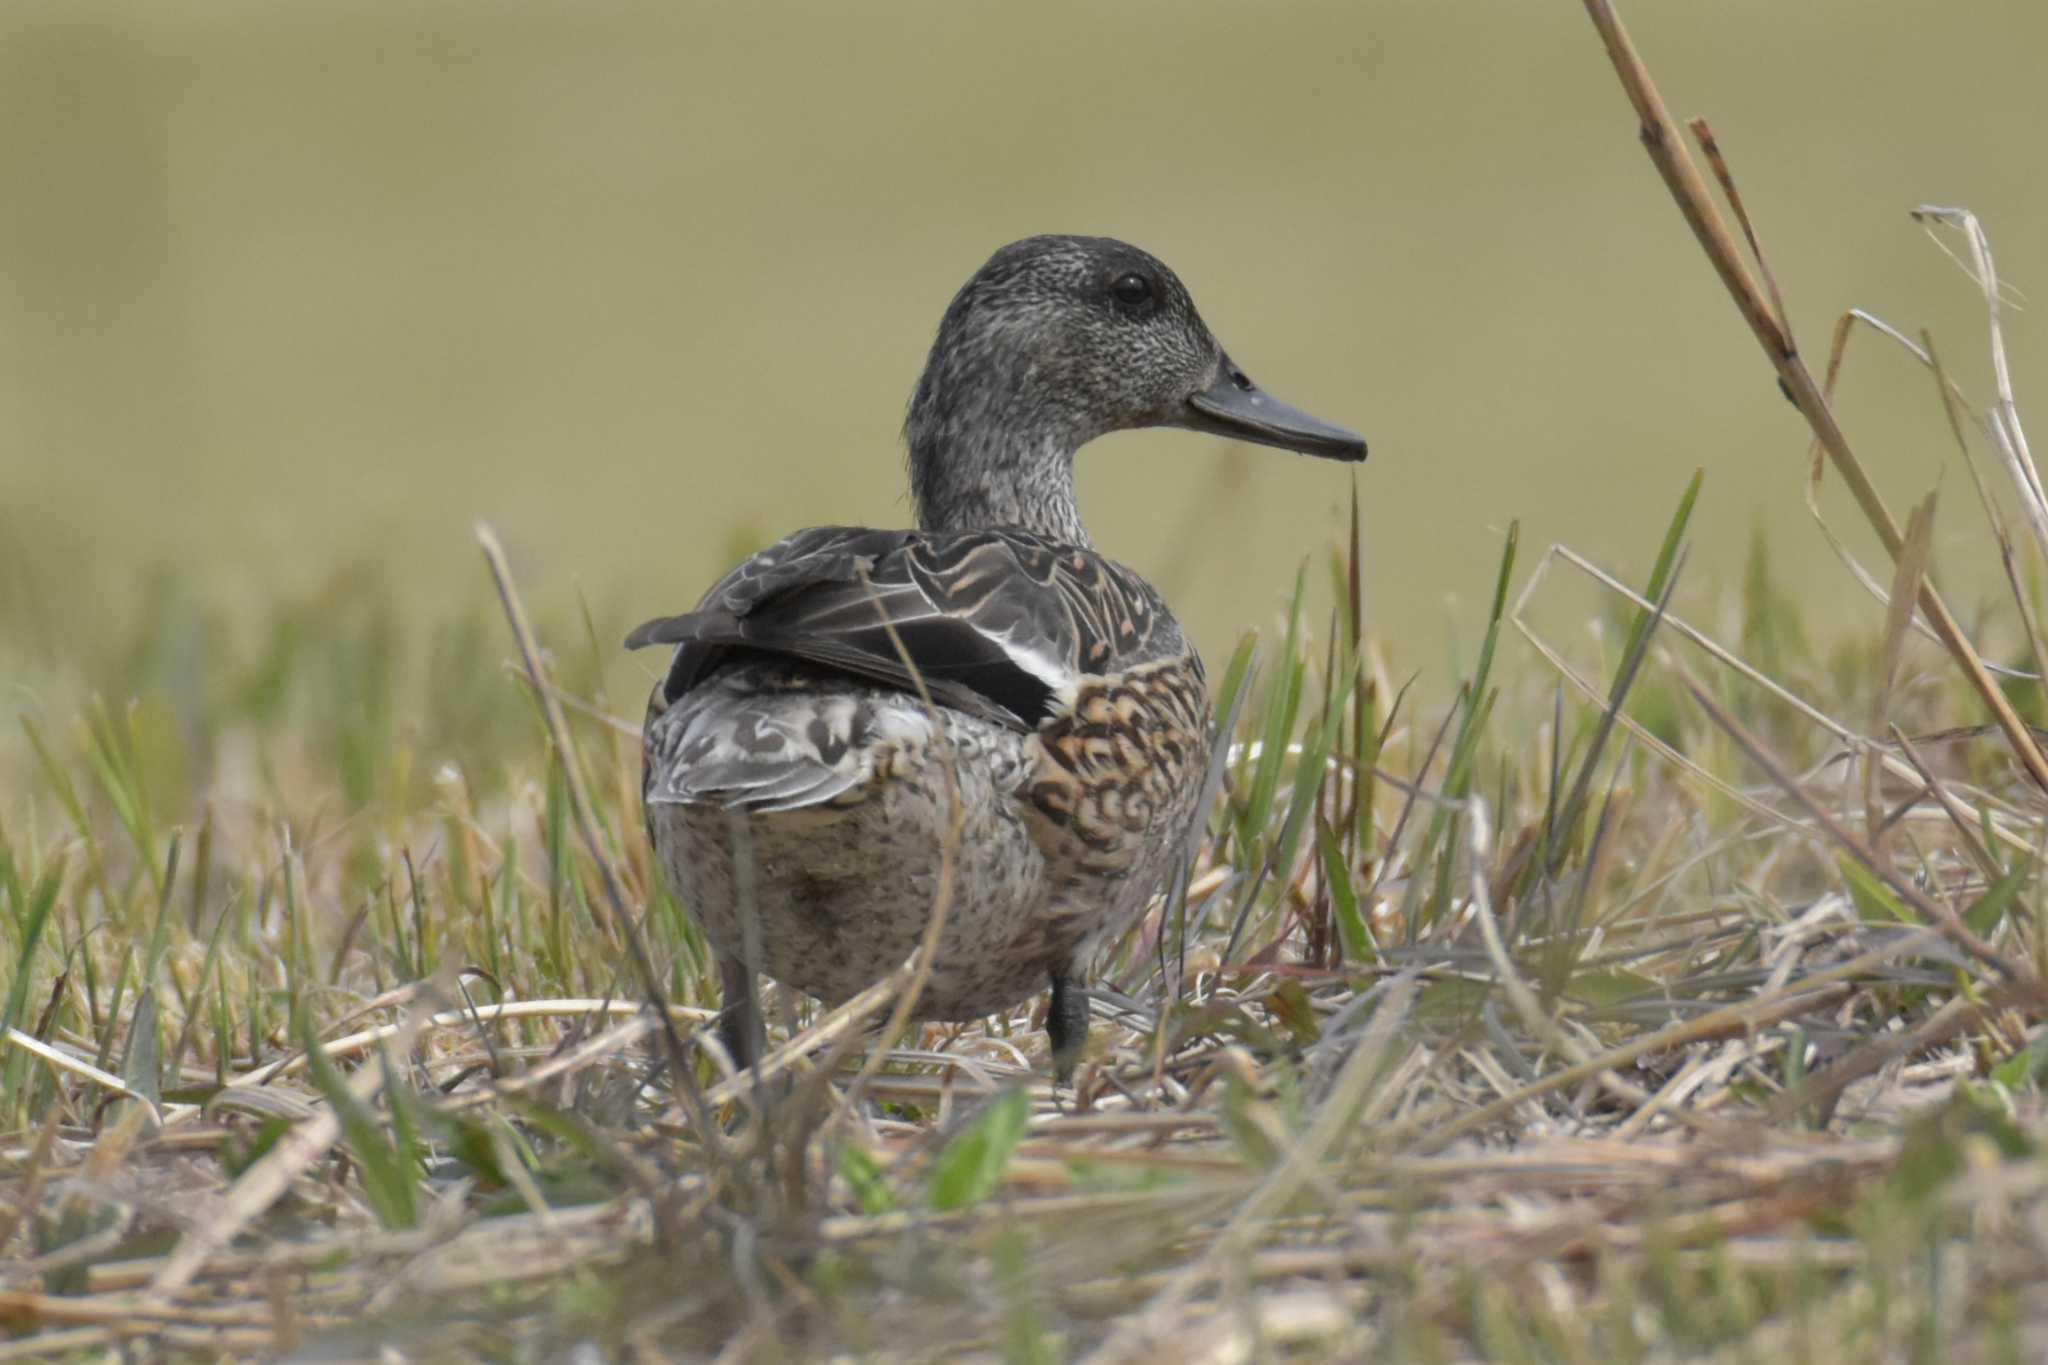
1024 658 1209 873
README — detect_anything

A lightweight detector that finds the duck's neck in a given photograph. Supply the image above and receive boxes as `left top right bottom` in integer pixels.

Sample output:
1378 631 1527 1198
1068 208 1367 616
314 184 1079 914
904 373 1095 546
907 428 1089 544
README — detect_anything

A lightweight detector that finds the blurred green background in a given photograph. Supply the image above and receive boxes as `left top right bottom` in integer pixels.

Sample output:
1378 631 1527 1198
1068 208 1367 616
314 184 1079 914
3 0 2043 711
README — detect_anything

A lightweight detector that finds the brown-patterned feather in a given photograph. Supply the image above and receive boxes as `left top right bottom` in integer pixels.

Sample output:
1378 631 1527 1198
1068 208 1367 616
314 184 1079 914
1024 657 1210 874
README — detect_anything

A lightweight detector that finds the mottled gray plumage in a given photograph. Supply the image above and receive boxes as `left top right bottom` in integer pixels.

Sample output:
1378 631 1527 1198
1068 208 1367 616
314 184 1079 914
629 234 1364 1078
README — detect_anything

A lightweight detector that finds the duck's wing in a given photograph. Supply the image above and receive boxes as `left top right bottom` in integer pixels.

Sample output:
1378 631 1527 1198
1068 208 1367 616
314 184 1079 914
626 528 1172 733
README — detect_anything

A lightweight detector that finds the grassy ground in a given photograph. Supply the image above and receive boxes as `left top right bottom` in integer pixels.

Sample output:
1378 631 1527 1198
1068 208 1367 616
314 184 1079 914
7 8 2048 1362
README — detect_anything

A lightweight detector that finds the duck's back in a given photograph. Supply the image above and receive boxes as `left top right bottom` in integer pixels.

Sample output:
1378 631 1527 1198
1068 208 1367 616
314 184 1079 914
633 526 1211 1018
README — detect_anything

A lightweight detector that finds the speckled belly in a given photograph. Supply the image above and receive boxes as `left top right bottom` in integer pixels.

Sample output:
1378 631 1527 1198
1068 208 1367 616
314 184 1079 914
648 664 1211 1021
652 714 1063 1018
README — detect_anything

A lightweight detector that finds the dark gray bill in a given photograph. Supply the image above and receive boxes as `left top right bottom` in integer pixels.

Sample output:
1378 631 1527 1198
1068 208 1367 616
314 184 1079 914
1182 357 1366 462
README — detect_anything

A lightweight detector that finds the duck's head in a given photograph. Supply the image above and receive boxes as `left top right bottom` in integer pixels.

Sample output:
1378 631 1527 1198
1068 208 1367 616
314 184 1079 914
905 235 1366 542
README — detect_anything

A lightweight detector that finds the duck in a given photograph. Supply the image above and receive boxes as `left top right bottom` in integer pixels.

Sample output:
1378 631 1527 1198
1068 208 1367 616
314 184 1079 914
627 234 1365 1079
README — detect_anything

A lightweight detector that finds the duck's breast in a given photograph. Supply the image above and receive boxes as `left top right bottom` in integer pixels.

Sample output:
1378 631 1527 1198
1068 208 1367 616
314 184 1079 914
1021 653 1213 938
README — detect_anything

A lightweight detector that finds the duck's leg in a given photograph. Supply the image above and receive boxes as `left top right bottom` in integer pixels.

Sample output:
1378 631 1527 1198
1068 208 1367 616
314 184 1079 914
1046 969 1090 1082
714 954 765 1072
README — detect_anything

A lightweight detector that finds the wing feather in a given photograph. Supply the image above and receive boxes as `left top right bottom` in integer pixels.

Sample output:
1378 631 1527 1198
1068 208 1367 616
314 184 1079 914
627 527 1178 732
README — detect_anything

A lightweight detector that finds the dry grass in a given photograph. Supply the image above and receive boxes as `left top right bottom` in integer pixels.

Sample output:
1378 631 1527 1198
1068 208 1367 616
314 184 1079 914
7 4 2048 1360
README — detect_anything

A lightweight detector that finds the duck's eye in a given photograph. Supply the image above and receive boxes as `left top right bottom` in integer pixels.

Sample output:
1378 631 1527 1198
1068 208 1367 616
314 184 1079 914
1110 272 1154 307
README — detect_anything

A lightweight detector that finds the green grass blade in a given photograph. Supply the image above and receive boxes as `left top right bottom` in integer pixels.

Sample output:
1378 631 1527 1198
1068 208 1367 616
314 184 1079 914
928 1087 1030 1210
1317 816 1371 962
1620 469 1702 668
1 855 64 1036
120 986 162 1110
1405 524 1518 934
301 1015 419 1230
1963 855 2029 937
